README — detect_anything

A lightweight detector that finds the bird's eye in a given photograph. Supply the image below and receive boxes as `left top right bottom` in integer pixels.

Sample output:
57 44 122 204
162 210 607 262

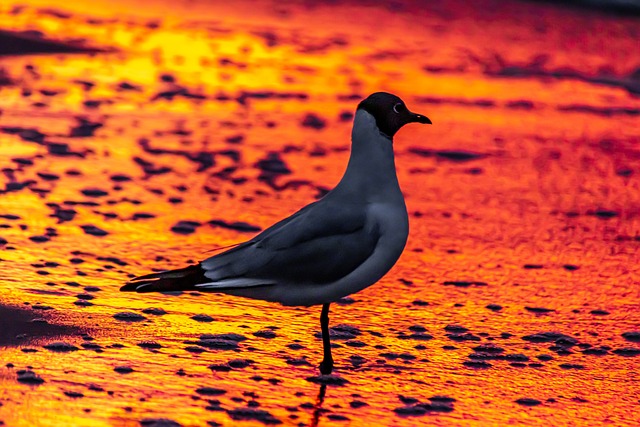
393 103 406 113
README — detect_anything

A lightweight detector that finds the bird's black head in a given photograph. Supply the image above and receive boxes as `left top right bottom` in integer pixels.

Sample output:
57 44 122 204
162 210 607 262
357 92 431 139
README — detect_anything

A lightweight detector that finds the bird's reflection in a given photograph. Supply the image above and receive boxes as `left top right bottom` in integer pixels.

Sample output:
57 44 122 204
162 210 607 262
310 384 327 427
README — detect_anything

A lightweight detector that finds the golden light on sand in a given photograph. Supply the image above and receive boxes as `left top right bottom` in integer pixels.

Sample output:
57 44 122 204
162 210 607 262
0 0 639 426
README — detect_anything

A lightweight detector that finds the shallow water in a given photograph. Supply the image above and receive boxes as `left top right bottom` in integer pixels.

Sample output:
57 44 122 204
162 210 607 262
0 0 639 426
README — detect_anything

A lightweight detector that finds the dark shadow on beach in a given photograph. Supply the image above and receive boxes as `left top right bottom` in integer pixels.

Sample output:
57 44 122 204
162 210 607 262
0 303 85 347
0 29 108 56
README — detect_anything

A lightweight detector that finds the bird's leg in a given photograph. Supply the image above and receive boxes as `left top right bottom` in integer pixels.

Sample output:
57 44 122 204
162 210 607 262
319 303 334 375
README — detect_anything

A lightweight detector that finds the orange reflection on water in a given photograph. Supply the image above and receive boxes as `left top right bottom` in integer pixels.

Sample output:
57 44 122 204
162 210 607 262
0 0 639 426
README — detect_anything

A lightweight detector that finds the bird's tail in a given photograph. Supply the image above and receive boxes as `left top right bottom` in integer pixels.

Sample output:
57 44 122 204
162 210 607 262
120 264 206 293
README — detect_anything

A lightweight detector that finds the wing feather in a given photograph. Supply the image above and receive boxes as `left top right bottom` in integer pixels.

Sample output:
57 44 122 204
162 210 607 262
195 278 276 289
201 199 378 285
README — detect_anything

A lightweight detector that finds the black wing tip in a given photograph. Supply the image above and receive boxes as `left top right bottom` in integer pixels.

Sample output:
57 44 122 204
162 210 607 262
120 282 140 292
120 264 205 293
120 281 156 292
129 264 202 282
127 271 166 282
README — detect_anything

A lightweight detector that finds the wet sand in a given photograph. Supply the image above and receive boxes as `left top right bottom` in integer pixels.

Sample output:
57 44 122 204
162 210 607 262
0 0 639 426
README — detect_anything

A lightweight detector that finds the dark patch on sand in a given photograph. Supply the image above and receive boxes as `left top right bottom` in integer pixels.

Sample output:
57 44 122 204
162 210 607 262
393 394 455 416
0 30 107 56
408 147 488 162
140 418 182 427
0 303 84 347
226 407 282 425
516 397 542 406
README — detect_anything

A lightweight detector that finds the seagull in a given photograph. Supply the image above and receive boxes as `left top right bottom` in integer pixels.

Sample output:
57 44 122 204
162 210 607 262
121 92 431 374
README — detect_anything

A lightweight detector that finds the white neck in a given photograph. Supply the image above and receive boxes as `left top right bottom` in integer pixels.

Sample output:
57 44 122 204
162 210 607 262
333 110 402 201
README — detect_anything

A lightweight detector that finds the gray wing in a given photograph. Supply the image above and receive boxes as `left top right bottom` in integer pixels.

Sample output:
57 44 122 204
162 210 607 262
200 199 379 285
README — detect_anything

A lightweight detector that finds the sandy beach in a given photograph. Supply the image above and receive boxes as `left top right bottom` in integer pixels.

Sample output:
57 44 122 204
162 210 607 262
0 0 639 426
